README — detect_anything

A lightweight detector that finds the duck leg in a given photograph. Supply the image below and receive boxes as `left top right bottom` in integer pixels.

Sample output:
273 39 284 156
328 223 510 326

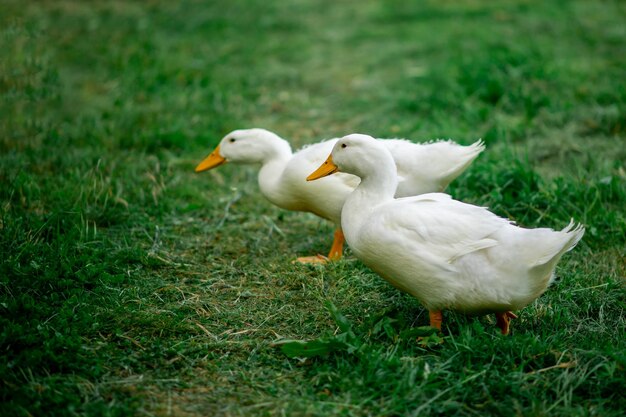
495 311 518 335
326 228 345 261
294 228 344 264
416 310 444 345
429 310 443 330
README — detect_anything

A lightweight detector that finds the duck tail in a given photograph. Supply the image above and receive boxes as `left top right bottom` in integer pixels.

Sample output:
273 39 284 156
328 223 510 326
531 219 585 268
523 220 584 292
469 139 486 155
438 139 486 183
560 219 585 253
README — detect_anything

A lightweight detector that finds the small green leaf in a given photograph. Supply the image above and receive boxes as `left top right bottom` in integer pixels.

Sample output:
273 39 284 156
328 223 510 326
324 301 352 334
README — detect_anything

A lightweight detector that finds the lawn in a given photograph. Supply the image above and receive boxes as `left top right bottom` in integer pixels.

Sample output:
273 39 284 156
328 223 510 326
1 0 625 416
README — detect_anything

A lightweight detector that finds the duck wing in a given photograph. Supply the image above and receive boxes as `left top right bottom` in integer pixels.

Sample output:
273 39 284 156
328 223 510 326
370 193 513 272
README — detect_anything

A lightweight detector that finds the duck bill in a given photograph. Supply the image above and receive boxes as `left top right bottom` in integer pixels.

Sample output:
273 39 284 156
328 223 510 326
195 145 227 172
306 155 340 181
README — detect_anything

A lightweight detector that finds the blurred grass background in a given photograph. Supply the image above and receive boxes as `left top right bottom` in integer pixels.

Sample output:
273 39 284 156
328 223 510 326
1 0 625 416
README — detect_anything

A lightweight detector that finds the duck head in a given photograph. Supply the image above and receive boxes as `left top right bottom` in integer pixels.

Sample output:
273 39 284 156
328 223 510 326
307 133 391 181
195 128 291 172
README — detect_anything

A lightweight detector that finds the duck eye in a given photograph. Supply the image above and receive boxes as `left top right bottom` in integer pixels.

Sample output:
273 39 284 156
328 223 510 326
229 138 236 143
341 144 347 148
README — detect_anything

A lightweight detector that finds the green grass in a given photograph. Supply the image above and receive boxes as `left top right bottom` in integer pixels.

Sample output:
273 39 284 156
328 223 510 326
1 0 625 415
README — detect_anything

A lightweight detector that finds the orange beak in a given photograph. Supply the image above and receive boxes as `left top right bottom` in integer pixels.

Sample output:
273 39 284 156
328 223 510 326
306 154 340 181
195 145 227 172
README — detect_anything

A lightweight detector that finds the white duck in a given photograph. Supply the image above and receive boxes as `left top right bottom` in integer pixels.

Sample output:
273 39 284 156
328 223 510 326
307 134 584 334
195 128 484 263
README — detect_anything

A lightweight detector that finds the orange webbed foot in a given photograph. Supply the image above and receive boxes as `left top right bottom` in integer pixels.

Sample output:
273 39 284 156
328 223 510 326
292 255 330 264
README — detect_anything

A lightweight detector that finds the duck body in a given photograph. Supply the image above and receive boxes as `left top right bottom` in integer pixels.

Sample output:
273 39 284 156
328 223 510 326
344 192 582 314
259 137 485 219
196 128 484 262
307 134 584 332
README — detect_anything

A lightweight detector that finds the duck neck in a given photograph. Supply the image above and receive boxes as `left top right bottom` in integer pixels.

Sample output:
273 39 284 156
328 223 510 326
357 170 398 200
342 166 398 236
257 139 293 207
